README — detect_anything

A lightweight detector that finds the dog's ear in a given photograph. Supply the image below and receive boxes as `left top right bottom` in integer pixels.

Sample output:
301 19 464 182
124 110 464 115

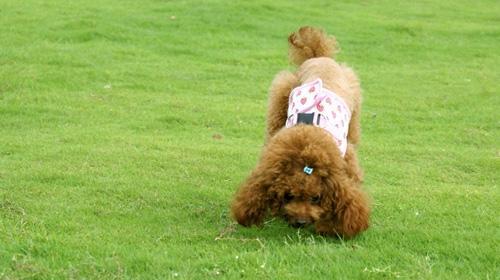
316 176 370 238
231 161 274 227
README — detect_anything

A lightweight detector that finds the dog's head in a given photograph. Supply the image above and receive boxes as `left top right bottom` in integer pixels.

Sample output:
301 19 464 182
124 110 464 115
263 125 343 228
268 166 326 227
231 125 369 237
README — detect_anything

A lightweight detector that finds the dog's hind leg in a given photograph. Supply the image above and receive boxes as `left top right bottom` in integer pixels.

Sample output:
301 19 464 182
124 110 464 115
340 64 362 145
344 143 363 185
347 101 361 145
266 71 299 142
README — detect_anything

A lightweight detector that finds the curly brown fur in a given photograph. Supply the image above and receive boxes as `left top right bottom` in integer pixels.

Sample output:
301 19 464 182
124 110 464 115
288 26 339 65
231 26 370 238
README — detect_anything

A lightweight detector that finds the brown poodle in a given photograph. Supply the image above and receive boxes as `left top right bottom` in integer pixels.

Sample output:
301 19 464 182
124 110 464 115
231 26 370 238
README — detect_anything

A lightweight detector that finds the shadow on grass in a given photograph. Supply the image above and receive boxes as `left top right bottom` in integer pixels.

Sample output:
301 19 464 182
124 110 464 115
214 216 353 249
180 190 359 249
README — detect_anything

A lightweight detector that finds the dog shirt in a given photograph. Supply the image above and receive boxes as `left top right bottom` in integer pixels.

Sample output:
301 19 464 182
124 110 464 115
285 78 351 157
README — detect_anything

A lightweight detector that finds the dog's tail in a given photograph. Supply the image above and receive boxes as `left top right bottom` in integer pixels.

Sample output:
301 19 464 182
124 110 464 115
288 26 338 65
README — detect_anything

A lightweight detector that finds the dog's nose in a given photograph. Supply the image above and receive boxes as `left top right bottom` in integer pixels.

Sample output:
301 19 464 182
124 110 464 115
291 219 308 228
297 219 308 224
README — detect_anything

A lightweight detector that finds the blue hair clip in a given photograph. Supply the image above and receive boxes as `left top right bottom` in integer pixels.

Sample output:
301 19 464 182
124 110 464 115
303 166 314 175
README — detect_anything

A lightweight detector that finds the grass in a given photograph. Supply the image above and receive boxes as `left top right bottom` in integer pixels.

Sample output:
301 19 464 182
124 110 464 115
0 0 498 279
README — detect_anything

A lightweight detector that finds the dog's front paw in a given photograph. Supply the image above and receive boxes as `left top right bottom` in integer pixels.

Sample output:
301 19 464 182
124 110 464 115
314 220 338 236
231 202 265 227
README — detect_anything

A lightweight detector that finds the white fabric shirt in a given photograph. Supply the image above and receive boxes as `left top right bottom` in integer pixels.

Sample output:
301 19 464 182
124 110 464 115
285 79 351 157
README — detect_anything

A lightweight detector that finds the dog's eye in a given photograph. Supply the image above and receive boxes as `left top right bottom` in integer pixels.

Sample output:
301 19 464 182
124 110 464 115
310 195 321 204
284 192 294 202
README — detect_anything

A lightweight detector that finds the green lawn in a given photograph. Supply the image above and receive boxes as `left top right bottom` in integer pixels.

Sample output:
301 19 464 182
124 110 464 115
1 0 498 279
